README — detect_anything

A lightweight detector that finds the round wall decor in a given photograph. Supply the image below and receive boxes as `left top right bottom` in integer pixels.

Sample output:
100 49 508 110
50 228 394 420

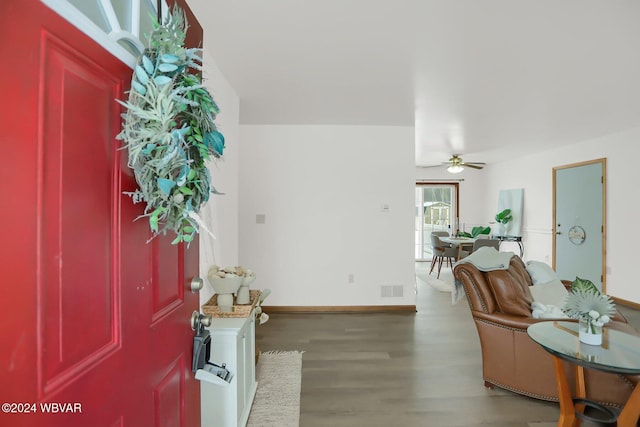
568 226 586 245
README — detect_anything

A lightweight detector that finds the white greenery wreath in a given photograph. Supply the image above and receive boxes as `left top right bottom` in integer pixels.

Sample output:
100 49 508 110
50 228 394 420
117 6 224 244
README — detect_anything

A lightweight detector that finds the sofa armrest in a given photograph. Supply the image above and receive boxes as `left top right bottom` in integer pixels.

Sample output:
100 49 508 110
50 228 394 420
471 311 569 331
472 310 634 334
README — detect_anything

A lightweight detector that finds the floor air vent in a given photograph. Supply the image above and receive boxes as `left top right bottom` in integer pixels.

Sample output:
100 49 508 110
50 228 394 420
381 285 403 298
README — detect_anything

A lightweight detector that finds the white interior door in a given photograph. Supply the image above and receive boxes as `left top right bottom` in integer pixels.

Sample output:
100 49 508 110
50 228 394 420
553 159 605 290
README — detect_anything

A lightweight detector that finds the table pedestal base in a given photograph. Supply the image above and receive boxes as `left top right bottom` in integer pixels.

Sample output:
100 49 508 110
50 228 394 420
572 398 616 426
552 356 640 427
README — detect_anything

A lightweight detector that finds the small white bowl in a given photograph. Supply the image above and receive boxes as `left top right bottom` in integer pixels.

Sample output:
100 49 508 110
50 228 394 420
207 274 243 295
242 274 256 287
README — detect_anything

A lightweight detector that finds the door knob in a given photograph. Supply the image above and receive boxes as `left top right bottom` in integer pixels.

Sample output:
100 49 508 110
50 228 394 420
191 277 204 292
191 311 212 330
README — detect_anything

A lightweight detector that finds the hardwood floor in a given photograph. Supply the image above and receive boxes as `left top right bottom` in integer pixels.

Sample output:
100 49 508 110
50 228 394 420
255 262 640 427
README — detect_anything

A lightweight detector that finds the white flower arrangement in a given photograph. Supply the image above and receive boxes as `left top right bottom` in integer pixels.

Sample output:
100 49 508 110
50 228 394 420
563 277 615 334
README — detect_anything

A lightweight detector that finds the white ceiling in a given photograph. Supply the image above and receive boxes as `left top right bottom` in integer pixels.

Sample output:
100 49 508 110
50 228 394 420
187 0 640 166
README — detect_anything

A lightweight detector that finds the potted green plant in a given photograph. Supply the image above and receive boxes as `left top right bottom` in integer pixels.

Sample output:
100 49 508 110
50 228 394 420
495 209 513 236
563 277 615 345
458 226 491 239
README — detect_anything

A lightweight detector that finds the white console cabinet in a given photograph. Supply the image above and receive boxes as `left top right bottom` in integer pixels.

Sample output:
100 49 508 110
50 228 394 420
201 310 257 427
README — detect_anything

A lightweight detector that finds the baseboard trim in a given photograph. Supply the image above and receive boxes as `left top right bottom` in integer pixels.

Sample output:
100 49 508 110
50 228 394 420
612 296 640 310
260 305 417 314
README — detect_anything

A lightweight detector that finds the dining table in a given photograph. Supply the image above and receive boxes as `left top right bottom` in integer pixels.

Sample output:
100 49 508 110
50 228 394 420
440 236 476 260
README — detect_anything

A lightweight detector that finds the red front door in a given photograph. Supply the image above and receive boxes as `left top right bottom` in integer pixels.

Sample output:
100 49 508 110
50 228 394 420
0 1 201 426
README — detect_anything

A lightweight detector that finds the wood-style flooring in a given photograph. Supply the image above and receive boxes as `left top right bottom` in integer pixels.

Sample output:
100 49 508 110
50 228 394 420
255 263 640 427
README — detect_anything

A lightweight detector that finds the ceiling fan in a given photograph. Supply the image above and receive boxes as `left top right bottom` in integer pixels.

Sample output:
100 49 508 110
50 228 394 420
421 154 486 174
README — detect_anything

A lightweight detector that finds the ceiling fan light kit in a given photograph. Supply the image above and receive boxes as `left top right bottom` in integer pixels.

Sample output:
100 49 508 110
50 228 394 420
420 154 486 173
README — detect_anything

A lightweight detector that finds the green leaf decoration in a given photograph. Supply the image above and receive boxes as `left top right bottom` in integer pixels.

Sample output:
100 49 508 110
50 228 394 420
160 53 180 63
210 185 225 195
149 208 162 233
116 5 225 245
141 143 156 155
175 166 189 186
209 98 220 115
171 129 185 143
205 130 225 156
157 178 176 195
154 75 172 86
563 288 615 320
131 80 147 95
495 209 513 224
142 55 154 75
571 276 600 294
158 63 179 73
471 226 491 238
134 65 149 85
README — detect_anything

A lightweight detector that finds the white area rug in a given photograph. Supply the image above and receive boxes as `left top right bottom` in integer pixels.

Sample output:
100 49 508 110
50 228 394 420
416 264 455 293
247 351 304 427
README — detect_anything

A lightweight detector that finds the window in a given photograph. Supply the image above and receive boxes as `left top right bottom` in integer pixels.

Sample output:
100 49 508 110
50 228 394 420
415 183 459 260
42 0 164 67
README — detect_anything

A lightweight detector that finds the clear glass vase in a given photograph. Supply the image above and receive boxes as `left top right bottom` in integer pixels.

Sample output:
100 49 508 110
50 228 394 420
578 318 603 345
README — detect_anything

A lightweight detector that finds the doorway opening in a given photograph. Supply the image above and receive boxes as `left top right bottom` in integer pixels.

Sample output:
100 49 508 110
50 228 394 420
415 183 459 261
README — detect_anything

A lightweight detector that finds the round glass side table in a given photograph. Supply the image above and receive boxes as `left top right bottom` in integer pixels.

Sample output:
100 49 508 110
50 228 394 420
528 321 640 427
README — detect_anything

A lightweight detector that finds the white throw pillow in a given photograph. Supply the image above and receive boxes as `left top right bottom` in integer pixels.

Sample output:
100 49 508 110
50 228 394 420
531 301 570 319
526 260 559 285
529 279 569 308
526 261 569 316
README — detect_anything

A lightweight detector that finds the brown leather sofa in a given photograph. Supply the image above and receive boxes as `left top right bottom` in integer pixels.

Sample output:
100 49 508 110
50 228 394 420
453 255 639 407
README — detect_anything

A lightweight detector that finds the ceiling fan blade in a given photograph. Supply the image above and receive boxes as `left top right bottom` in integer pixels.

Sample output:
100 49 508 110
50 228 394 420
463 164 484 170
417 164 446 168
464 162 486 166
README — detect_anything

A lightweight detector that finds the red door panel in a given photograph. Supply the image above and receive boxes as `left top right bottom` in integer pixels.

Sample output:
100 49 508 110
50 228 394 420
152 241 184 321
40 30 121 397
0 1 202 426
153 355 187 427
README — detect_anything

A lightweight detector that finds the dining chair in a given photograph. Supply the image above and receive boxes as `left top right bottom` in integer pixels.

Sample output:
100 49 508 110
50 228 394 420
471 238 500 253
429 234 460 279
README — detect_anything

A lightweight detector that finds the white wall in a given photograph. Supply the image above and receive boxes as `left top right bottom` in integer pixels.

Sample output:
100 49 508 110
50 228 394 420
482 128 640 303
198 49 240 305
195 48 640 306
239 125 416 307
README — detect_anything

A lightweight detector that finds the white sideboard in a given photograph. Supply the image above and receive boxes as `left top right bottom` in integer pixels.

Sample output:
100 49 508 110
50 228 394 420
201 310 257 427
